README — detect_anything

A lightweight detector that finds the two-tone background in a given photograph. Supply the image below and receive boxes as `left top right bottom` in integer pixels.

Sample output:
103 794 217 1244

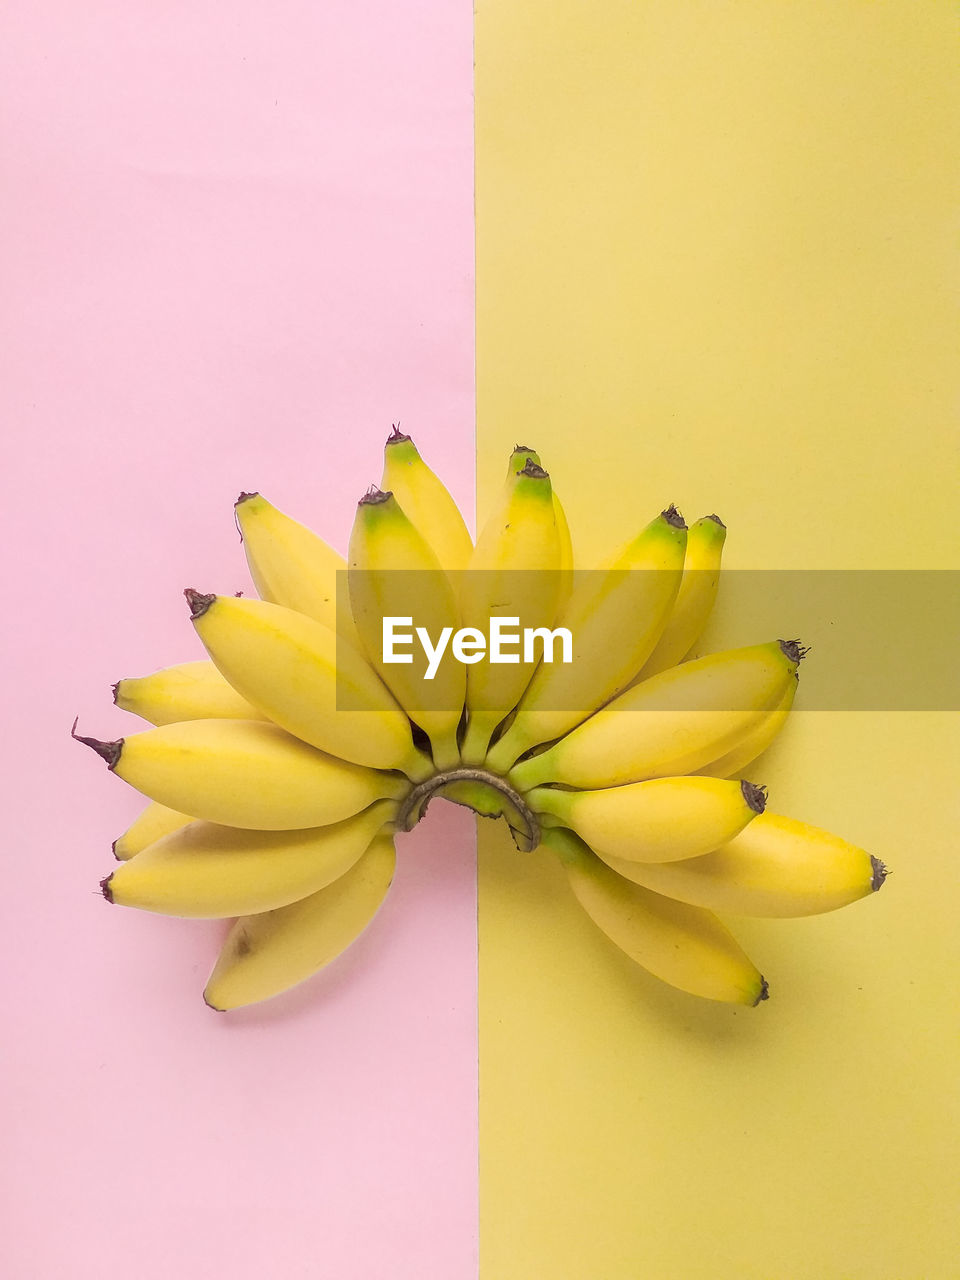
4 3 957 1276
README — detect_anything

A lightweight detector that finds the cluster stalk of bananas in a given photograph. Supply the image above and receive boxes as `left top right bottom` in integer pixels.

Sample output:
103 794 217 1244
76 429 887 1011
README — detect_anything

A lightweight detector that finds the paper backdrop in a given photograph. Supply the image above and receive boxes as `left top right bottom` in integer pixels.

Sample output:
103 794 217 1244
2 4 477 1278
3 2 957 1277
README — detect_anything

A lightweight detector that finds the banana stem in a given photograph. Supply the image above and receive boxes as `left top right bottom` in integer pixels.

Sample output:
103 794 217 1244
396 767 541 852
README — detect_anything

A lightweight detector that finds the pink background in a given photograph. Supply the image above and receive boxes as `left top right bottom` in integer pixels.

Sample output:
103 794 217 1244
2 3 477 1276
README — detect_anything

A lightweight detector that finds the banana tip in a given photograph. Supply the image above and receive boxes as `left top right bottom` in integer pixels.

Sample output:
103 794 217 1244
184 588 216 620
753 977 770 1006
779 638 810 665
705 513 726 528
870 856 889 892
202 990 226 1013
71 719 123 770
661 504 687 530
741 780 768 814
99 873 115 904
359 485 391 507
386 422 410 444
235 490 259 506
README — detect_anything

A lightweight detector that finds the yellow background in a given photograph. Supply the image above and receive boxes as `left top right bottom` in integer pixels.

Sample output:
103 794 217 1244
475 3 958 1276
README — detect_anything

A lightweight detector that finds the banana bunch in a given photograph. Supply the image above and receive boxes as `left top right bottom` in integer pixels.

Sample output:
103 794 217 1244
76 426 887 1013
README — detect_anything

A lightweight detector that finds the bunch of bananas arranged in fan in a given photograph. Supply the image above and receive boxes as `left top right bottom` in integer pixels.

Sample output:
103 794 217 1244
76 429 886 1011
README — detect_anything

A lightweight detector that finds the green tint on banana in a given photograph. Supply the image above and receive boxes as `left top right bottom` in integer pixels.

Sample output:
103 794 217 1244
103 800 394 918
602 810 888 918
187 591 431 779
485 506 687 772
235 492 361 647
542 827 768 1006
203 832 397 1011
113 660 263 725
510 639 802 790
637 514 727 679
381 427 474 574
505 444 541 475
348 488 464 770
459 458 562 764
528 776 767 864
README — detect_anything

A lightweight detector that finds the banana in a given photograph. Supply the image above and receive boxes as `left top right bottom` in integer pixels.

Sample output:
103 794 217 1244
102 800 394 917
636 514 726 679
695 675 798 778
504 445 573 592
459 458 563 764
509 639 803 790
380 426 474 573
73 718 408 830
553 482 574 591
348 488 464 770
235 491 360 647
542 827 768 1006
528 776 767 864
203 832 397 1010
186 591 431 779
602 810 888 918
113 660 262 725
485 506 687 772
112 801 194 860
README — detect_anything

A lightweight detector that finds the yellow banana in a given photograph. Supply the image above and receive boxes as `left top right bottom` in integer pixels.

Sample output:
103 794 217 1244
186 590 431 779
528 776 767 864
102 800 394 918
602 810 888 918
73 718 408 830
636 514 726 678
113 801 194 860
380 426 474 573
485 506 687 772
553 482 574 587
510 639 802 790
348 488 464 770
695 675 797 778
504 445 573 591
459 458 563 764
543 827 768 1006
203 832 397 1010
113 660 262 725
235 491 360 647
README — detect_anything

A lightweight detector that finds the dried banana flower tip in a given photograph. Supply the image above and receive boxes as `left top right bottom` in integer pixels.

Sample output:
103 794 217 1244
70 718 123 770
741 780 768 813
386 422 410 443
184 588 216 620
779 638 810 664
870 856 890 892
661 504 687 530
359 485 391 506
235 491 259 506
